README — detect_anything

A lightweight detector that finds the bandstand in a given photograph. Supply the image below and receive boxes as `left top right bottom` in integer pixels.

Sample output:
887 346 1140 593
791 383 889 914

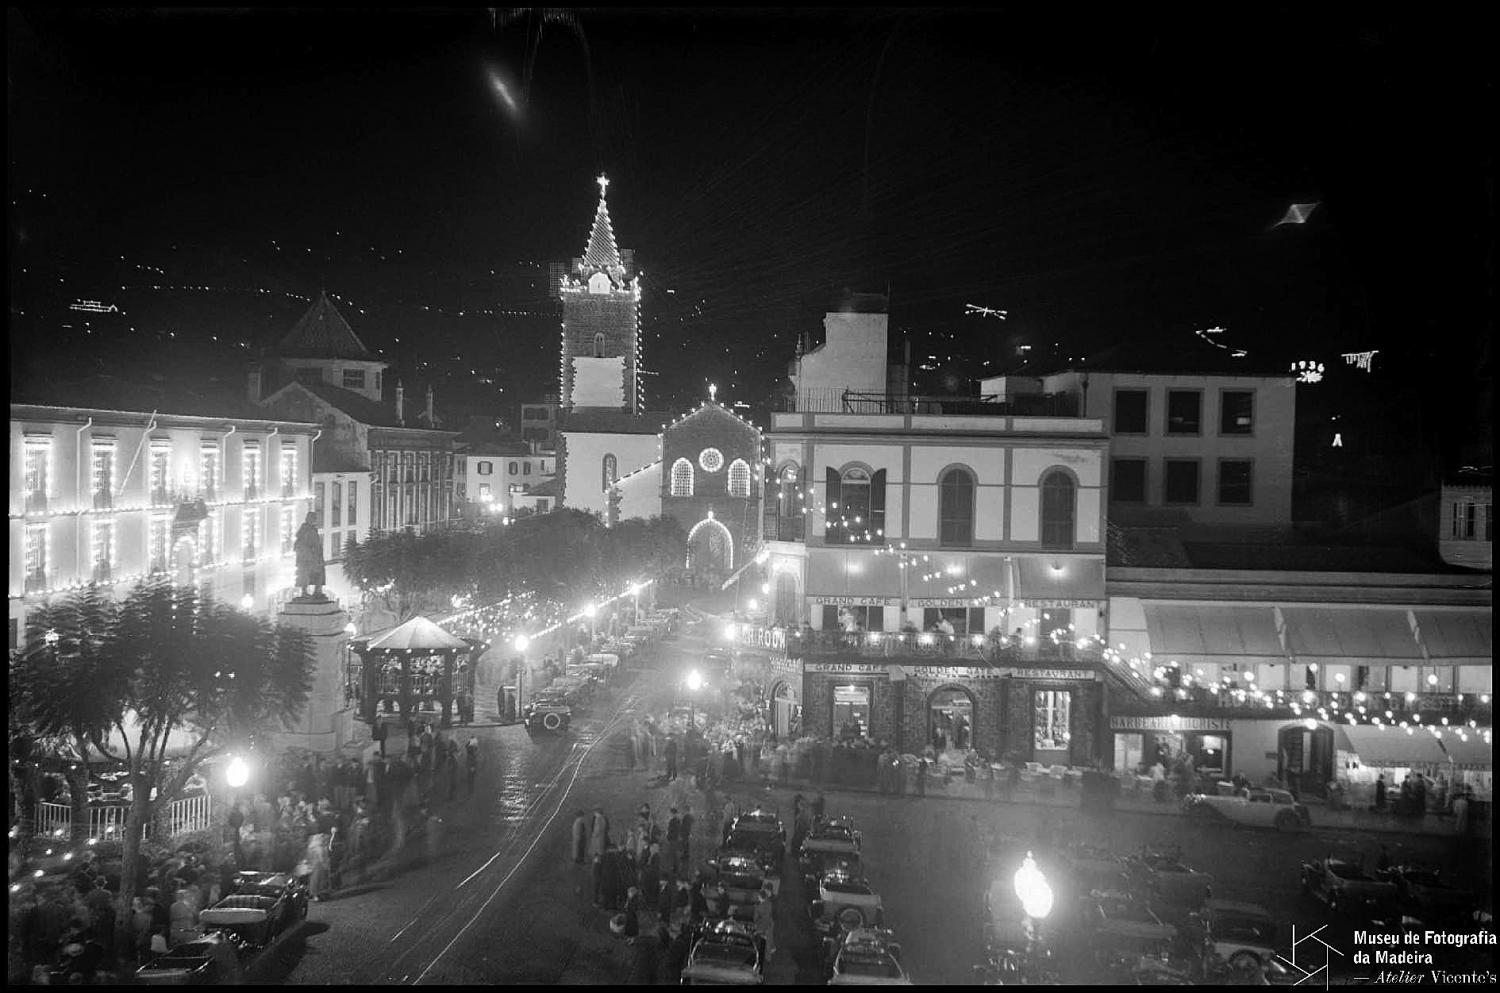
353 616 485 730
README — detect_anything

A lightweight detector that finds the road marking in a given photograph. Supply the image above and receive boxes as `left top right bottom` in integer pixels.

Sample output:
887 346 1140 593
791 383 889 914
389 895 441 942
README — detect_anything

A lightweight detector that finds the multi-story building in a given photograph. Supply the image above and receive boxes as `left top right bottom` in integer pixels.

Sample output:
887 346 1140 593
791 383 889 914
996 366 1297 530
519 399 560 453
10 403 318 648
1439 469 1493 571
761 295 1111 765
459 441 558 520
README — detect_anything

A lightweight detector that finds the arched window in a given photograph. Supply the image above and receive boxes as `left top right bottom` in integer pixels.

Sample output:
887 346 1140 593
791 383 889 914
1040 470 1076 550
727 458 751 497
824 465 886 544
602 454 618 492
938 466 976 547
593 332 606 358
670 457 694 497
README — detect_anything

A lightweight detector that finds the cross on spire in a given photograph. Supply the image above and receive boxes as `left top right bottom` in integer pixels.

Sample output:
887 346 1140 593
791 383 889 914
596 173 610 196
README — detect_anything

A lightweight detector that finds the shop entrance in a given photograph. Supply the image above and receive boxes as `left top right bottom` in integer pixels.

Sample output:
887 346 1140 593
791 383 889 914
1278 723 1334 798
832 683 871 741
927 686 975 757
771 680 800 739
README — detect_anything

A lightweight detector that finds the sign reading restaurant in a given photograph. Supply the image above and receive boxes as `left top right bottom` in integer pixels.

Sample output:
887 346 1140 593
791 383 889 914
1018 598 1105 609
1110 715 1231 732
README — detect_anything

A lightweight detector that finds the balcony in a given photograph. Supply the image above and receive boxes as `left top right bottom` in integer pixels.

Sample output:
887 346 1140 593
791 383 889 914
762 513 805 542
787 628 1103 664
779 389 1079 417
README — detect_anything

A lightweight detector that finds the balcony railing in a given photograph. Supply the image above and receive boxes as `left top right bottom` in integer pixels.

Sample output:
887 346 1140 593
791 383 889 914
762 513 805 542
779 389 1079 417
787 628 1103 664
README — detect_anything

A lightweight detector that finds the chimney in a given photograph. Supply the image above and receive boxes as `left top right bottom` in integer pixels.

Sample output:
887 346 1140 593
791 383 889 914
395 381 405 425
426 385 435 425
247 365 262 403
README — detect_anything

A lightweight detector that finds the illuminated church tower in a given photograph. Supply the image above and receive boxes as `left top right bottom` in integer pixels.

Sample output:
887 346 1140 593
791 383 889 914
559 175 643 414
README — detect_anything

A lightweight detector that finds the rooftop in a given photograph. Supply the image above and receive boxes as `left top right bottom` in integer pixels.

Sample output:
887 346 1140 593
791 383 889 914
277 291 380 361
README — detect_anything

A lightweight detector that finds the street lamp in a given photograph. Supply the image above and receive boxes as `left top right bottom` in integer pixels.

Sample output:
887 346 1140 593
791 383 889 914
1013 852 1054 980
631 583 643 624
225 756 251 790
584 603 597 646
686 669 703 727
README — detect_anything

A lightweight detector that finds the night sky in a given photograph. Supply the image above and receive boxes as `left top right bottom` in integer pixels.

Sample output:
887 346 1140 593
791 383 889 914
7 8 1492 466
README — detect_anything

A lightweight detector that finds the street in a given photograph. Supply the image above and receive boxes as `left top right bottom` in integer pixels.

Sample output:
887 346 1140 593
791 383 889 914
267 610 1483 985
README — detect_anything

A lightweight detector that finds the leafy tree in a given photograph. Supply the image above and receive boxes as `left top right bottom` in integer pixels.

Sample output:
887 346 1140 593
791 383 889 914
12 579 314 955
342 528 477 622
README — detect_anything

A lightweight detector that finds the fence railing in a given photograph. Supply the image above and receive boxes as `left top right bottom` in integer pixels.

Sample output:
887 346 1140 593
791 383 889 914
780 389 1080 417
785 628 1104 664
34 794 214 841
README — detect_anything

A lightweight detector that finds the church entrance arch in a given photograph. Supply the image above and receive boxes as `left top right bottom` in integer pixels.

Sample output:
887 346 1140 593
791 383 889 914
927 685 976 757
686 517 733 585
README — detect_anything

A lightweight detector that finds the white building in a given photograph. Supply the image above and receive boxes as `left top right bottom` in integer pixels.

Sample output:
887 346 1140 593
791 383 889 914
1438 470 1493 571
461 445 558 519
10 403 318 648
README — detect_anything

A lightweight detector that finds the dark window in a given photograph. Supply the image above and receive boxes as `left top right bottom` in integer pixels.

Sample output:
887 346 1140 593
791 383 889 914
1219 390 1254 435
1040 471 1075 550
1110 459 1147 503
313 482 325 526
347 481 358 525
1166 391 1201 434
524 463 532 476
938 467 976 546
477 461 493 476
1164 459 1200 504
342 369 366 390
1217 460 1253 505
825 467 886 545
1113 390 1149 434
509 462 519 475
593 332 606 358
332 482 343 526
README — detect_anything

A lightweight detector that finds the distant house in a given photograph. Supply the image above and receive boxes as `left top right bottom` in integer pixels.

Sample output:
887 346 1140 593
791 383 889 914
1439 468 1493 571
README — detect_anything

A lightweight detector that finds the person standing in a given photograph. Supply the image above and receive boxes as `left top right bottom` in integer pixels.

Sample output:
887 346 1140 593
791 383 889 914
753 886 776 962
444 738 461 801
1374 773 1387 811
590 807 611 860
665 808 682 878
915 757 928 797
465 736 480 797
665 736 679 782
679 806 695 871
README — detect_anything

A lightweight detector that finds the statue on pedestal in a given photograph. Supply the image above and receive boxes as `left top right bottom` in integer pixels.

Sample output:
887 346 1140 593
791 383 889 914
294 512 329 601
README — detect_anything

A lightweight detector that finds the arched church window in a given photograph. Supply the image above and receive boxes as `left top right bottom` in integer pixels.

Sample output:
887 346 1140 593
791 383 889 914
593 333 606 358
727 459 751 498
670 458 694 497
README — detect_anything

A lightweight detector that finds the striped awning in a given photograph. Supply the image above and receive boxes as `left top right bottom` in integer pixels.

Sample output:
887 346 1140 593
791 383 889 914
1414 610 1493 665
1280 607 1422 666
1438 732 1493 771
1336 723 1448 770
1144 604 1285 666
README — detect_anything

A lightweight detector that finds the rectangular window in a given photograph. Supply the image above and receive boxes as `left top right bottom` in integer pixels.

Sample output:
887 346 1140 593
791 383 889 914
1217 460 1253 505
342 368 366 389
243 445 262 501
198 510 219 567
149 514 170 574
1110 458 1147 503
280 443 298 498
332 482 343 527
1166 390 1202 435
200 443 220 502
523 463 532 476
93 518 114 583
479 483 491 499
477 461 493 476
149 439 171 505
347 481 358 525
1452 502 1478 540
404 452 414 482
242 509 259 564
281 505 296 555
313 482 325 526
1219 390 1255 435
25 524 48 592
831 683 872 740
1033 690 1071 751
24 437 51 513
1113 389 1149 434
92 440 116 510
1164 459 1200 504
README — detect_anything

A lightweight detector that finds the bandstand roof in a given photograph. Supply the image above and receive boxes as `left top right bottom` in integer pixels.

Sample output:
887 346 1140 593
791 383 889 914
366 616 469 652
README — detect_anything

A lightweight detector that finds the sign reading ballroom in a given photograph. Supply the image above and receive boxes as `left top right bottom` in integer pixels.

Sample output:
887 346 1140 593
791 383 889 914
1110 715 1231 732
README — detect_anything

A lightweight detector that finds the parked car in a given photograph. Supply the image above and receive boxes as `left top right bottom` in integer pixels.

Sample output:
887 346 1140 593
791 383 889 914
1091 916 1191 985
524 701 572 736
720 831 783 895
134 930 243 985
809 867 885 934
1300 852 1400 919
1125 846 1214 909
1183 789 1311 831
1196 898 1281 973
732 807 785 842
706 855 772 922
1377 864 1475 924
800 850 864 895
197 871 308 950
680 918 764 985
799 817 861 858
825 927 912 985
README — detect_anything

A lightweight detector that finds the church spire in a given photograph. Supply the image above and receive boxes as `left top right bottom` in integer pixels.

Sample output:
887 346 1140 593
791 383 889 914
580 173 624 274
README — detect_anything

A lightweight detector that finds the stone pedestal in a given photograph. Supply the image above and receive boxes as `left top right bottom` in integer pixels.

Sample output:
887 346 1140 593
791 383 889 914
273 595 354 756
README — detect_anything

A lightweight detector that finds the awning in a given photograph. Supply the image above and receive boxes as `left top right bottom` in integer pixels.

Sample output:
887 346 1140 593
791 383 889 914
1414 610 1493 665
806 550 903 600
1013 557 1105 607
905 555 1012 604
1280 607 1422 665
1438 732 1493 771
1335 723 1448 770
1143 604 1285 666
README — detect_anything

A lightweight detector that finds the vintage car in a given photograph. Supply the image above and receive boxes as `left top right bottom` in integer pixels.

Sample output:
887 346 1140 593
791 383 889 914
800 850 864 895
524 700 572 735
134 930 244 985
809 867 885 934
1197 898 1281 972
551 674 594 705
680 918 765 985
197 871 308 949
1062 856 1133 927
706 855 772 921
799 817 861 859
1092 916 1191 985
1124 847 1214 909
1300 852 1400 918
1377 864 1475 923
1183 788 1312 831
826 927 912 985
720 831 783 894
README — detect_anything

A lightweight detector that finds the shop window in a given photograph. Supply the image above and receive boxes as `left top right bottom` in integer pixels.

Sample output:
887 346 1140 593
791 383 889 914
1166 390 1202 435
831 683 871 741
1219 390 1254 435
1217 460 1253 506
938 467 975 546
1110 459 1147 504
1033 690 1071 751
1113 389 1149 434
1164 459 1200 504
1039 471 1075 550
